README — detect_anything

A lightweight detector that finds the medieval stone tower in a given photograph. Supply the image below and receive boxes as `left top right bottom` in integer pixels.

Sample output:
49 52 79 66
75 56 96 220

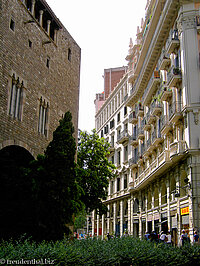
0 0 81 164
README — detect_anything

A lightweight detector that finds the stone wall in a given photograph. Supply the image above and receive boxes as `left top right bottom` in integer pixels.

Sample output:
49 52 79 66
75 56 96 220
0 0 81 157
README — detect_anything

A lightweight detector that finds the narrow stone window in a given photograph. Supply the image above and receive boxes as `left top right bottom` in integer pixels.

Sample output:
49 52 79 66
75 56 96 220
28 40 32 48
68 48 71 61
9 75 23 120
10 19 15 31
46 57 50 68
38 97 49 137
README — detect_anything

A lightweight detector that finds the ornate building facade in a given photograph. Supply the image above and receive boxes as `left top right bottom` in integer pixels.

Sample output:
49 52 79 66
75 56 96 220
94 0 200 245
0 0 80 163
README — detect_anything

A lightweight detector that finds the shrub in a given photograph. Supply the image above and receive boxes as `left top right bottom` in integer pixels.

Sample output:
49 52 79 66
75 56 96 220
0 236 199 266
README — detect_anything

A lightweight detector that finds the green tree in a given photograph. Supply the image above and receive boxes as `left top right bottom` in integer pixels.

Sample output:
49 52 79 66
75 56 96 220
77 130 116 215
28 111 83 241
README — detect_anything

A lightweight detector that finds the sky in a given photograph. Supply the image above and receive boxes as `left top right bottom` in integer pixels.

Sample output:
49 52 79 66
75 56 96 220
46 0 147 132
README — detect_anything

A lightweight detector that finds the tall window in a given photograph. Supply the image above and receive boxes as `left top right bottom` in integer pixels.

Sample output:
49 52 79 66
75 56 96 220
9 75 23 120
124 174 127 189
124 145 128 161
38 97 49 136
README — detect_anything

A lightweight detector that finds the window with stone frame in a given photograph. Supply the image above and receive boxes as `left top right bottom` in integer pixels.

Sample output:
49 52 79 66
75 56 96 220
38 96 49 137
9 74 24 120
124 174 127 189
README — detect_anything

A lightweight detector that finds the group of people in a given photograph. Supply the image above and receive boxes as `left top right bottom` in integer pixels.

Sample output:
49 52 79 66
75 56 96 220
144 231 172 244
144 229 199 246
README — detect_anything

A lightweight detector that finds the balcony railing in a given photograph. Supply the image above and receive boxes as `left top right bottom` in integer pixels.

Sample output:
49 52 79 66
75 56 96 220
151 100 162 116
108 142 115 153
117 130 129 144
151 129 162 146
142 70 161 105
158 48 171 70
135 103 144 117
167 66 182 87
169 101 182 123
160 86 172 101
166 29 180 54
129 134 138 146
160 115 172 135
170 141 186 158
129 111 138 124
129 156 138 168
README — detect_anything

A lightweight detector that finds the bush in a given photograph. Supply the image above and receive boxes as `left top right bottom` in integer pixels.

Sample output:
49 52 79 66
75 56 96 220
0 236 199 266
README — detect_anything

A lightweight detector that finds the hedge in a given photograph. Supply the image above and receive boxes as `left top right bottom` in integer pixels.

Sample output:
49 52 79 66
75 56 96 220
0 236 199 265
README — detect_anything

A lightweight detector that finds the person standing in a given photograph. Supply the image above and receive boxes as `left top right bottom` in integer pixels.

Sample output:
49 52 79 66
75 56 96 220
193 231 199 244
166 231 172 245
181 229 188 246
160 231 167 243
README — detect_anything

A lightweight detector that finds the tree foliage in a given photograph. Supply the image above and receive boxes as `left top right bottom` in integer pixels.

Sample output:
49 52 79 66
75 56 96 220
76 130 116 215
26 111 83 241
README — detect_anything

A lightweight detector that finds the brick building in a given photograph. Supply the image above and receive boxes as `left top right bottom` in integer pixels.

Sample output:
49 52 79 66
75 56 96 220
0 0 81 164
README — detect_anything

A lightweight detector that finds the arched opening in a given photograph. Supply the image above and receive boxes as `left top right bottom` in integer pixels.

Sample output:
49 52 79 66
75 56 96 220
147 191 152 210
154 187 159 207
170 176 176 201
161 183 167 204
180 170 187 197
0 145 34 239
133 198 139 213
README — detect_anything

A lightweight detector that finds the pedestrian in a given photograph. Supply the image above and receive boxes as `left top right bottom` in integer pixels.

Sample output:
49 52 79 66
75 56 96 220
144 231 150 241
107 232 111 240
150 231 157 242
193 231 199 244
166 231 172 245
181 229 189 246
159 231 167 243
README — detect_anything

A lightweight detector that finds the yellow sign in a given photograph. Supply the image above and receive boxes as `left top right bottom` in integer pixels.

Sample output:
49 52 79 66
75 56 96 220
181 206 189 215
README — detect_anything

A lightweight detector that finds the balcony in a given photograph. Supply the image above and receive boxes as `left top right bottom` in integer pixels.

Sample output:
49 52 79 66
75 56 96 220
135 103 144 118
129 134 138 146
160 115 172 135
142 71 161 105
129 111 138 124
166 29 180 54
167 66 182 88
117 130 129 144
169 101 182 123
170 141 187 161
196 15 200 34
108 142 115 153
129 156 138 169
158 49 171 70
151 101 162 116
134 150 170 189
143 117 151 131
137 127 144 140
160 86 172 101
146 108 156 124
151 130 162 146
146 137 153 153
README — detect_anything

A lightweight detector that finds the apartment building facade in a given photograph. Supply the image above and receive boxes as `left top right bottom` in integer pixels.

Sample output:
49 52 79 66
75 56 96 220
94 0 200 245
0 0 80 163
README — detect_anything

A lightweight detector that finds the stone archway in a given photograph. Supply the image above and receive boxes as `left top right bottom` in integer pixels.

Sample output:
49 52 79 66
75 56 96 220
0 145 35 239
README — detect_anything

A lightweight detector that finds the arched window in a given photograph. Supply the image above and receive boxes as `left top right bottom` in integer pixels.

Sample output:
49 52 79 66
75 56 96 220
161 183 167 204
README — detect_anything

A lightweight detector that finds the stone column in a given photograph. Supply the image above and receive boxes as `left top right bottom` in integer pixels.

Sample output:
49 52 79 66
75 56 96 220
47 20 51 35
107 204 110 234
31 0 35 16
130 196 134 235
97 214 99 238
138 191 142 238
120 200 124 237
177 4 200 149
92 210 95 237
166 177 171 232
128 198 131 234
102 214 105 240
39 10 43 26
113 202 117 236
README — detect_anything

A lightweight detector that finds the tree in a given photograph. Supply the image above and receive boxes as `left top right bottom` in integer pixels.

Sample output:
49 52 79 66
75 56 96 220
27 111 83 241
76 130 116 215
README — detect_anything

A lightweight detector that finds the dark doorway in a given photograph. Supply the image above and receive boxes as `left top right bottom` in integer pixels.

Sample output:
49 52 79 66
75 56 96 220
0 145 34 239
